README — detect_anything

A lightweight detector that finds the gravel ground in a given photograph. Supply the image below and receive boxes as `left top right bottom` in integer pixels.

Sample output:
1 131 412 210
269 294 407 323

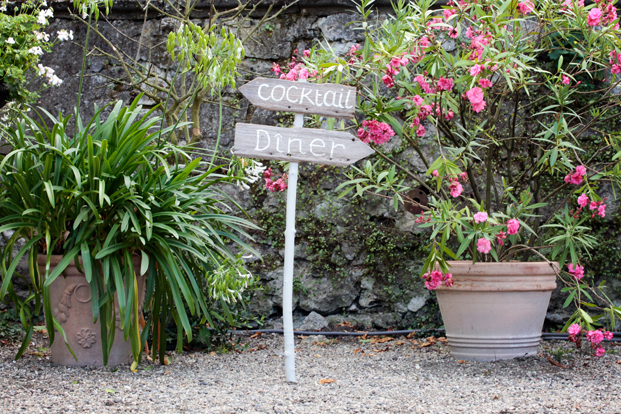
1 332 620 414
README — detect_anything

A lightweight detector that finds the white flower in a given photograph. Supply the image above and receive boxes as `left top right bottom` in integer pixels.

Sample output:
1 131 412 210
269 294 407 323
57 29 73 41
41 0 47 6
48 75 63 86
6 37 15 44
28 46 43 55
37 8 53 25
37 64 54 78
35 31 50 42
0 5 6 13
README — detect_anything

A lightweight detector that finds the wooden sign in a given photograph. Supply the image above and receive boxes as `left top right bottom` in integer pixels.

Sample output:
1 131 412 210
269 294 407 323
239 77 356 119
234 123 373 167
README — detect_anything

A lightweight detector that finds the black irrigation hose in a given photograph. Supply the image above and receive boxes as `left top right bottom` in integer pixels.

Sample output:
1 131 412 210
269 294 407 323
234 329 621 341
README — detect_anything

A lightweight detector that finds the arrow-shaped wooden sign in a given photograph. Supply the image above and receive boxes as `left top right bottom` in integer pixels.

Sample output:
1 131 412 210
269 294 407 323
234 123 373 166
239 77 356 119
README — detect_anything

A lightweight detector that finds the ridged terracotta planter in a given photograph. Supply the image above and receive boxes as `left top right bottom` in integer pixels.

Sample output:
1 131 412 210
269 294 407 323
38 255 145 367
435 261 558 362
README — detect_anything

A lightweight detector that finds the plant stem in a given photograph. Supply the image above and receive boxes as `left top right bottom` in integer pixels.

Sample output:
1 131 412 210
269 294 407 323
75 13 92 134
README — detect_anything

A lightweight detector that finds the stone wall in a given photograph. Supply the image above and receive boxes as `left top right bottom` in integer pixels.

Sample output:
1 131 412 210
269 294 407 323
11 0 621 329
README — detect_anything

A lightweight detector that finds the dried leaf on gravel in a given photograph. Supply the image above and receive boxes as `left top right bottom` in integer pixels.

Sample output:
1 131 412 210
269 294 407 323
547 355 566 369
406 332 416 339
361 333 368 340
318 378 336 384
419 337 436 348
336 321 353 328
456 360 468 364
373 346 390 353
313 342 327 347
250 332 262 339
437 337 448 343
616 360 621 364
371 337 394 344
395 340 405 345
353 348 363 354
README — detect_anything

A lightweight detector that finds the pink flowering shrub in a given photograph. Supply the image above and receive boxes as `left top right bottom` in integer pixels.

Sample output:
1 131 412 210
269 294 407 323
567 324 614 357
307 0 621 330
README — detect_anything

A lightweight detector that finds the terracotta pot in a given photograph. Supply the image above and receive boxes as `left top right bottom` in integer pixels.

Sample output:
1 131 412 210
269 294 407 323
38 254 146 367
435 261 558 362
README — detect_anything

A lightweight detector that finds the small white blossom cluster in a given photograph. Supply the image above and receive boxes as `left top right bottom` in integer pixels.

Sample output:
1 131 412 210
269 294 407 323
236 159 266 190
6 37 15 44
34 31 50 42
208 256 254 304
0 4 6 13
57 30 74 41
28 46 43 55
37 8 53 25
37 64 62 86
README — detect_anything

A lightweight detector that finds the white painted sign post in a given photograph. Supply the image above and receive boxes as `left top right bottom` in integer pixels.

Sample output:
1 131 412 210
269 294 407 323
235 78 371 383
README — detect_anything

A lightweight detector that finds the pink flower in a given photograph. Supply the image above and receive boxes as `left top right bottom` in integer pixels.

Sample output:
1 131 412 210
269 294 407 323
437 76 454 91
478 78 493 88
443 273 454 287
477 238 492 254
357 120 396 145
496 230 507 246
568 324 582 336
470 64 484 76
516 0 534 14
562 75 570 85
595 346 606 357
303 49 310 58
264 168 272 180
414 75 434 94
298 68 309 80
586 330 604 345
382 74 394 88
448 179 463 198
588 8 603 26
603 331 613 340
416 124 426 137
458 172 468 182
576 165 586 176
285 69 297 81
568 263 584 280
412 95 424 106
466 87 486 113
506 219 520 235
271 63 281 74
564 165 586 185
445 110 455 121
422 270 444 290
432 170 439 177
577 193 589 208
443 9 456 19
474 212 488 223
598 204 606 217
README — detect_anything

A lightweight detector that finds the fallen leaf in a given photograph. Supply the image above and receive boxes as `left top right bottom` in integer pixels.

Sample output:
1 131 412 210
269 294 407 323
312 342 327 347
371 337 395 344
456 360 468 364
369 353 376 356
493 396 499 400
419 337 437 348
395 340 405 346
616 360 621 364
299 335 308 339
361 333 368 340
314 354 321 358
318 378 336 384
209 352 217 356
250 332 262 339
437 337 448 343
547 355 566 369
406 332 416 339
336 321 354 328
164 370 171 375
373 346 390 353
353 348 363 354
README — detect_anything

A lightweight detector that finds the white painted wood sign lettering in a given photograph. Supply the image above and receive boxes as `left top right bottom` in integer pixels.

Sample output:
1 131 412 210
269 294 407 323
239 77 356 119
234 123 373 166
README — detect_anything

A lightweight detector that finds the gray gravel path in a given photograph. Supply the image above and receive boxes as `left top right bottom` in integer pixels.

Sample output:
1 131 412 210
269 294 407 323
1 332 620 413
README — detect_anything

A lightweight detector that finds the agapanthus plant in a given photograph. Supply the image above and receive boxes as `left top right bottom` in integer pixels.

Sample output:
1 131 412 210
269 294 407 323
299 0 621 331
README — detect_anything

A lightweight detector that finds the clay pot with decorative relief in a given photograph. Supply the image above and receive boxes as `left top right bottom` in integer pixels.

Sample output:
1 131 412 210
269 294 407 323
38 255 146 367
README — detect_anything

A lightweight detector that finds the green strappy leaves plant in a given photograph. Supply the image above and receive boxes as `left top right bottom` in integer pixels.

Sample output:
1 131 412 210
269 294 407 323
0 95 260 365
